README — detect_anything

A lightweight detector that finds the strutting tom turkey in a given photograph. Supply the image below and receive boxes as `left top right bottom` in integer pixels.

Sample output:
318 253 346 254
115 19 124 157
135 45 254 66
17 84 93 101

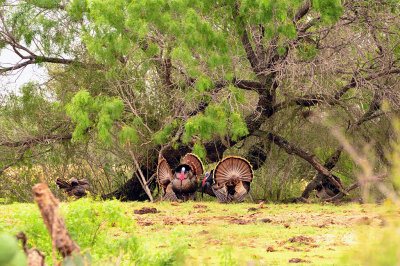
202 156 253 203
157 153 204 201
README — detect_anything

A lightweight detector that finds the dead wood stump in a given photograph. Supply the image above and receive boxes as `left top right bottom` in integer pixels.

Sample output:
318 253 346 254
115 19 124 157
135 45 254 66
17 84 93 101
33 183 80 258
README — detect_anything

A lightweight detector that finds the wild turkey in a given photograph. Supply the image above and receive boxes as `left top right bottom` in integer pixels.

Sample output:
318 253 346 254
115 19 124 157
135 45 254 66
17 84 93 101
315 174 343 199
202 156 253 203
157 153 204 201
201 170 215 198
56 177 90 199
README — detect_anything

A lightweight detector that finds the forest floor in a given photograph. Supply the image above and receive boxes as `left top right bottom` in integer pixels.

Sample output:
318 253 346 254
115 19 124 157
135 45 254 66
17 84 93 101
128 201 384 265
0 200 390 265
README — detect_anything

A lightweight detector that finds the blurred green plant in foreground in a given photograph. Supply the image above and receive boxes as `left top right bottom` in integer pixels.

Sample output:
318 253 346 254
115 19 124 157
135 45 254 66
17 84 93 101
0 232 27 266
0 197 187 265
341 118 400 265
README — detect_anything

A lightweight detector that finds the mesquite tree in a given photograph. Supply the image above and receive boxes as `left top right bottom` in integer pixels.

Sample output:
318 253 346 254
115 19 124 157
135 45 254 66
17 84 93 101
1 0 399 201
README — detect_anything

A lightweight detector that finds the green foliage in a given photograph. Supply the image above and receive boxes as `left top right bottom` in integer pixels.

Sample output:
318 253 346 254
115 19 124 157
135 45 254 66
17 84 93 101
277 46 286 56
387 119 400 193
97 98 124 144
0 199 187 265
341 217 400 265
0 233 21 264
67 0 88 22
229 113 249 141
312 0 344 24
278 23 297 39
251 167 305 202
6 0 79 56
297 42 318 60
62 253 92 266
66 90 95 141
66 90 129 145
185 108 226 141
2 83 63 128
219 245 237 266
195 76 214 93
229 86 245 104
27 0 61 9
118 126 138 145
184 105 248 143
153 124 174 145
192 142 207 162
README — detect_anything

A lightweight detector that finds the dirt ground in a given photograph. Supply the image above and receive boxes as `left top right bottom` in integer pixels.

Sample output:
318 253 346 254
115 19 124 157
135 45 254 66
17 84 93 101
134 202 382 228
129 201 385 264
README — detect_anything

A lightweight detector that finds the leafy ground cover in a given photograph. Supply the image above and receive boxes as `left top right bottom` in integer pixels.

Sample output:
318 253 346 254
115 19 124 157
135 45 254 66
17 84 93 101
0 199 390 265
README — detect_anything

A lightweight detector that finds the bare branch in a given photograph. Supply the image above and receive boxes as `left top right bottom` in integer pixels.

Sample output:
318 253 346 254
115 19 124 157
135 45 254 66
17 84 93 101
0 133 72 148
335 68 400 99
293 1 311 23
255 130 349 195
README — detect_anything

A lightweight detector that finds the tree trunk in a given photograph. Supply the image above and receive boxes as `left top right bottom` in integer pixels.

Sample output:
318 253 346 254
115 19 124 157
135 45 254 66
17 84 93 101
102 167 157 201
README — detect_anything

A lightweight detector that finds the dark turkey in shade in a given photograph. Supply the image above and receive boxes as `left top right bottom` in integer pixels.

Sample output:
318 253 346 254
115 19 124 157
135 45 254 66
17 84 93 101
157 153 204 201
56 177 90 199
201 170 215 198
315 174 343 199
202 156 253 203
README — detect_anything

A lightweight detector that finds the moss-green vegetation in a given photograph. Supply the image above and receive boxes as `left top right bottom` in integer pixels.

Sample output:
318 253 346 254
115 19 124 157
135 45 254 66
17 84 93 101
0 199 392 265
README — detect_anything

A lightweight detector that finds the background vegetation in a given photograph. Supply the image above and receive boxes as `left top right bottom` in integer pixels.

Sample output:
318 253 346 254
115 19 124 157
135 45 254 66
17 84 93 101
1 1 400 264
0 0 399 203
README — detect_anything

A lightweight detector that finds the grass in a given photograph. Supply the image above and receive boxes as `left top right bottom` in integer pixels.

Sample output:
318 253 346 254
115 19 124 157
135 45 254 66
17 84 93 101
0 199 391 265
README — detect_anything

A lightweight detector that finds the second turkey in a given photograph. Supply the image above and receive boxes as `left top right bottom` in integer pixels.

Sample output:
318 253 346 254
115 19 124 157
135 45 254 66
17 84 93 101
202 156 253 203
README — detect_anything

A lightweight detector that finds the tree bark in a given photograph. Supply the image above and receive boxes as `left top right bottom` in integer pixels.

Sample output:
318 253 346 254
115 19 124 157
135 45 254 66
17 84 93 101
32 183 80 258
102 167 157 201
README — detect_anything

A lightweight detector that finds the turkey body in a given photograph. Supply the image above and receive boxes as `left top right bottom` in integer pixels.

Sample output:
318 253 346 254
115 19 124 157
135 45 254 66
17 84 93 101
157 153 204 201
315 174 342 199
171 164 199 201
202 156 253 203
201 170 215 198
56 178 90 199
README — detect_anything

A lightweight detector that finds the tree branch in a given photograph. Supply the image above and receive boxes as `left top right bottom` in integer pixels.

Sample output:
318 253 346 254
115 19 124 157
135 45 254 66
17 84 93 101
335 68 400 99
272 67 400 115
299 148 343 199
0 55 88 73
272 93 335 112
232 77 263 92
254 130 348 195
293 1 311 24
0 146 29 175
0 133 72 148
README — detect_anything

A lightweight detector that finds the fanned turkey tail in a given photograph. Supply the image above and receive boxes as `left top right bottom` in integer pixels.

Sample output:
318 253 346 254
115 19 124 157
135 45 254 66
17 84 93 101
213 156 253 203
182 153 204 176
157 158 178 201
